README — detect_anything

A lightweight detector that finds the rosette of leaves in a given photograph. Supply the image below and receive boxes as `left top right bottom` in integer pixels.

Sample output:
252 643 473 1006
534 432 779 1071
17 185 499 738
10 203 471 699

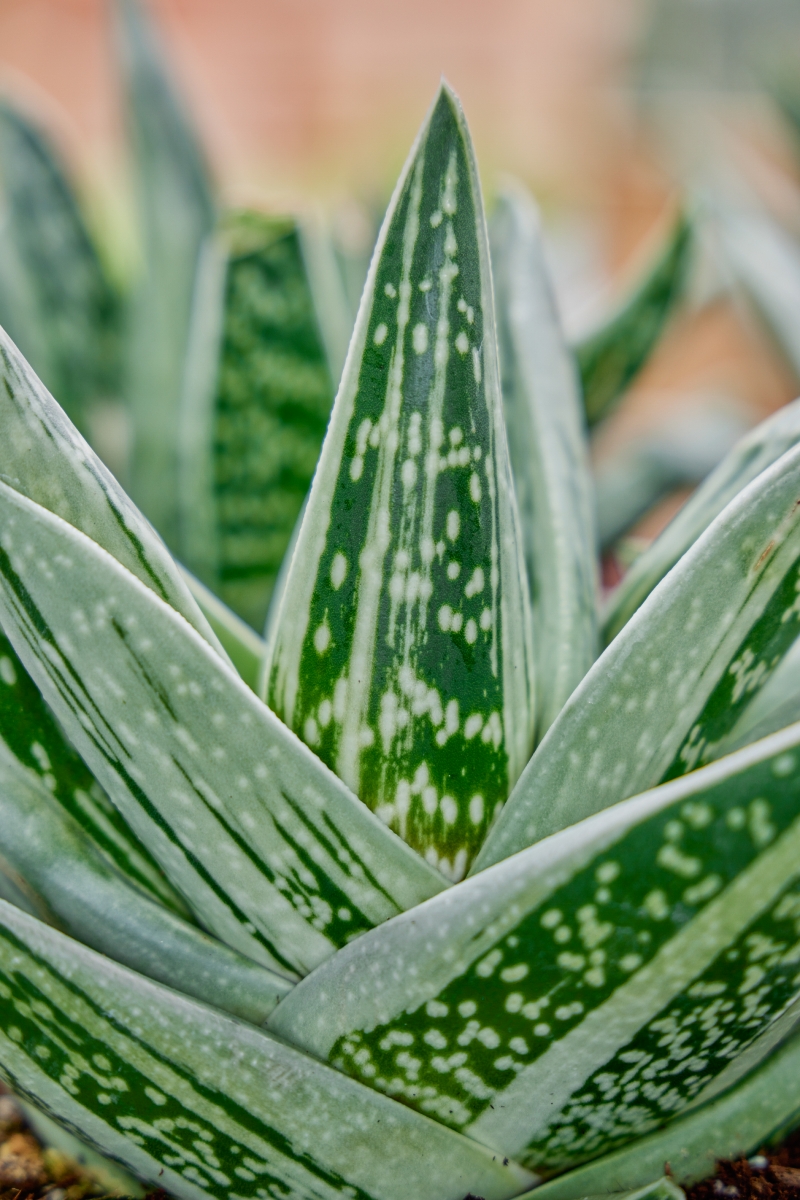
2 83 800 1200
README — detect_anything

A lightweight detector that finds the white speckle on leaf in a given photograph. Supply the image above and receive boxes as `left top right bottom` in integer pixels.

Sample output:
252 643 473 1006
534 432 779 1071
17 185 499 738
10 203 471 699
412 323 429 354
374 323 388 345
330 552 348 590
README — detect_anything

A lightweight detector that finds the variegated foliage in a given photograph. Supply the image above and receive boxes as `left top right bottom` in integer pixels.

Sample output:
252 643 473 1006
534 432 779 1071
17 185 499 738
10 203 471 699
0 101 119 434
574 212 692 427
476 439 800 869
270 724 800 1175
179 213 337 631
116 0 216 551
1 73 800 1200
264 86 535 878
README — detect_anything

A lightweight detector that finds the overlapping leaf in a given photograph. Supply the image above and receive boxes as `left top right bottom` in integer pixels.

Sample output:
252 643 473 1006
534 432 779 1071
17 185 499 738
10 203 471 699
270 723 800 1175
115 0 215 550
0 482 445 979
180 567 264 693
575 212 692 427
264 85 534 877
0 327 226 658
0 741 289 1023
476 441 800 868
603 399 800 644
179 213 336 631
0 624 183 912
0 901 534 1200
491 185 597 735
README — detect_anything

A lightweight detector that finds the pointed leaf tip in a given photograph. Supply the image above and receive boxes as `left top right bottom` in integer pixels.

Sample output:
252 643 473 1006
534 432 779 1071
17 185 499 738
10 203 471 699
264 88 534 879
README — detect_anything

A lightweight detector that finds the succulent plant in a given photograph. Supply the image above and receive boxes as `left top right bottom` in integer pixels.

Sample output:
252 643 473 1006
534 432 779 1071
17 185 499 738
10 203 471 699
1 11 800 1200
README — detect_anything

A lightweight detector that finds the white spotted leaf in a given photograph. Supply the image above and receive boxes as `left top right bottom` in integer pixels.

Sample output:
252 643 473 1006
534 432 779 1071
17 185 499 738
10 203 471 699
263 84 535 878
0 900 534 1200
476 441 800 870
0 482 445 979
269 723 800 1175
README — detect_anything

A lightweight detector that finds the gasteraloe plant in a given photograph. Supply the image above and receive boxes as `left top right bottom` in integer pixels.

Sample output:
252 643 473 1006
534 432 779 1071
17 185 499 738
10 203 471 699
2 76 800 1200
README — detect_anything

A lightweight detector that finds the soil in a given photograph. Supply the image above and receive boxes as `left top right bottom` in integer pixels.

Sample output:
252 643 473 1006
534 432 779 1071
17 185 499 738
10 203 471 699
1 1081 800 1200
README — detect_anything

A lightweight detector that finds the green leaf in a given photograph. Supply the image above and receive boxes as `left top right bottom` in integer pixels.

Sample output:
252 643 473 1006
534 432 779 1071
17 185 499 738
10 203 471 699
575 213 692 427
490 184 598 736
603 400 800 644
0 623 185 914
0 101 120 434
0 327 228 660
269 722 800 1175
0 901 534 1200
179 566 264 693
526 1025 800 1196
523 1179 685 1200
263 84 535 878
475 440 800 869
0 736 290 1023
115 0 216 550
0 483 445 978
179 213 336 632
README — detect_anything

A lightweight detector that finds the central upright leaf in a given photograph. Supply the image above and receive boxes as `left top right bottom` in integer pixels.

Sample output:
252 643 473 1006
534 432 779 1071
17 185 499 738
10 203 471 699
264 85 534 878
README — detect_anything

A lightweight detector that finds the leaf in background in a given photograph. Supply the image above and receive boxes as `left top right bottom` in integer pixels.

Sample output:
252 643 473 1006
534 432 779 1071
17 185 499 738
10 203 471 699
179 565 264 693
179 213 337 632
0 623 184 914
0 328 228 659
270 723 800 1175
0 484 445 978
603 399 800 644
264 85 535 879
115 0 216 551
527 1026 800 1197
575 212 692 427
475 441 800 869
0 741 290 1023
0 100 120 435
0 901 534 1200
491 184 598 737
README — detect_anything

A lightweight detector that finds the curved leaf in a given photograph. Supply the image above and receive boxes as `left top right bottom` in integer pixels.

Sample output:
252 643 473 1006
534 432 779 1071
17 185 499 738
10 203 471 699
0 741 290 1023
603 399 800 644
0 482 445 979
0 328 227 660
575 213 692 427
115 0 216 550
264 84 534 878
179 213 336 632
491 184 598 735
0 901 534 1200
0 623 184 913
179 566 264 694
476 441 800 869
526 1026 800 1196
270 722 800 1175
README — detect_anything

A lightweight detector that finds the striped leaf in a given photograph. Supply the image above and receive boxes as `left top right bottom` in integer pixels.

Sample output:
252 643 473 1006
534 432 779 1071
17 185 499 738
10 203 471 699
0 623 184 914
0 901 534 1200
491 184 598 736
0 738 290 1023
603 399 800 645
180 566 264 693
269 722 800 1175
0 483 445 978
115 0 216 551
0 327 227 660
527 1026 800 1197
264 84 535 878
0 101 120 434
475 441 800 869
575 213 692 427
179 213 336 632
